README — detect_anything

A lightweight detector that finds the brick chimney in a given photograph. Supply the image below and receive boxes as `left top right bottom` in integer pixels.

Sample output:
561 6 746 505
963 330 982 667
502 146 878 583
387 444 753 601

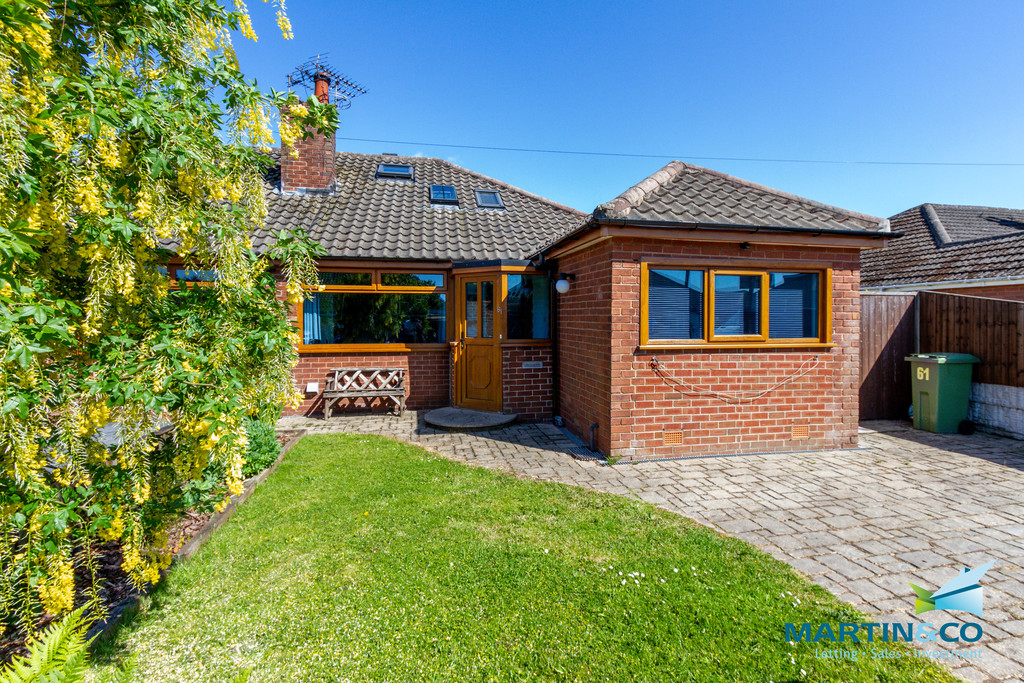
280 71 336 193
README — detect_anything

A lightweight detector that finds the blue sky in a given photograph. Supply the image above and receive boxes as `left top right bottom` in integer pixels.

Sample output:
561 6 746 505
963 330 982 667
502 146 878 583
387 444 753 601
234 1 1024 219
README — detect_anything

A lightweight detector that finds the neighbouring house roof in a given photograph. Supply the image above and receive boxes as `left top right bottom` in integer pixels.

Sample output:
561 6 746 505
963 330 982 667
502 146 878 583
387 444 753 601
861 204 1024 288
255 151 584 262
536 161 888 255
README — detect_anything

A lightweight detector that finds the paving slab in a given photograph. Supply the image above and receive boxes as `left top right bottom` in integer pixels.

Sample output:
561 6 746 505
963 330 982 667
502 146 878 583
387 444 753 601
280 412 1024 682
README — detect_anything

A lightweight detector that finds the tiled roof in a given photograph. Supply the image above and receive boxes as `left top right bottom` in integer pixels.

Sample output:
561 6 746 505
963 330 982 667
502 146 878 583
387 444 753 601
861 204 1024 288
595 161 885 230
534 161 886 255
256 151 584 261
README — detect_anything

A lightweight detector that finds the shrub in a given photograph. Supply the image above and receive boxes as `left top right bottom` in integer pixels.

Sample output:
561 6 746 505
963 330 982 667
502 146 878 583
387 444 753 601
241 419 281 480
0 0 333 636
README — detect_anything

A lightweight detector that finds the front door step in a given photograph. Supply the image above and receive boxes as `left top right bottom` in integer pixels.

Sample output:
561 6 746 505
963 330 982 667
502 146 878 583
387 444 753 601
424 407 518 432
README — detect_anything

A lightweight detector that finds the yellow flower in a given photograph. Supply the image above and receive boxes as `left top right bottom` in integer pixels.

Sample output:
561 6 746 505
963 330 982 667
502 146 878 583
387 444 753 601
234 0 258 41
276 10 293 40
98 509 125 541
74 177 107 215
95 125 121 168
19 13 52 61
37 556 75 615
135 188 152 218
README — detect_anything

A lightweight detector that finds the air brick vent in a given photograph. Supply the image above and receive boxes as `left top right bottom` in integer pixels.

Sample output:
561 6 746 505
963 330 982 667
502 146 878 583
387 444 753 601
791 425 810 439
663 430 683 446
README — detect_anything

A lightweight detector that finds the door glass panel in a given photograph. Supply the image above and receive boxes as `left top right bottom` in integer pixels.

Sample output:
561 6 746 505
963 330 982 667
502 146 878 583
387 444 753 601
481 281 494 338
464 282 478 337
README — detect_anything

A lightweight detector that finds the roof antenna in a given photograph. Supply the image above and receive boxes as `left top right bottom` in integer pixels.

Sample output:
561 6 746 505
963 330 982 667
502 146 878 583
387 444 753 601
286 53 367 109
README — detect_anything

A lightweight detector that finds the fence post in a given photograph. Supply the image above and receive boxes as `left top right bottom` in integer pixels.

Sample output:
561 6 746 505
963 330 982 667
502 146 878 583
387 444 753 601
914 292 920 354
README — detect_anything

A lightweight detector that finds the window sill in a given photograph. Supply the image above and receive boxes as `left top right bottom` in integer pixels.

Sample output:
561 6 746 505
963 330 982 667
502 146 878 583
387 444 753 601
500 339 552 347
638 342 835 351
299 343 450 353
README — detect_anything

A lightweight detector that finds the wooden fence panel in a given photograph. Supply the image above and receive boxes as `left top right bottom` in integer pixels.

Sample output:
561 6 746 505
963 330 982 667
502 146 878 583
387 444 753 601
918 291 1024 388
859 293 916 419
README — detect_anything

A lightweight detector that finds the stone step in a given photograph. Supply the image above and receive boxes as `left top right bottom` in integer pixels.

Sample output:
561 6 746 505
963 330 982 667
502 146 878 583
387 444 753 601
424 407 518 432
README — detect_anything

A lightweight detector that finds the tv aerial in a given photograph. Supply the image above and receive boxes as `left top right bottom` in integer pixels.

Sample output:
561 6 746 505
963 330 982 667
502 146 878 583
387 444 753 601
286 54 367 109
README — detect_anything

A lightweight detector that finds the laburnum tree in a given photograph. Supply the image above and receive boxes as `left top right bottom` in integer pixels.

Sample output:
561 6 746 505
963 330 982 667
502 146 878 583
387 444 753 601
0 0 333 633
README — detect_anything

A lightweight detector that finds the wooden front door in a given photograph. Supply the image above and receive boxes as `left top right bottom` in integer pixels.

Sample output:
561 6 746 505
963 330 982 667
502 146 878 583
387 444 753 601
454 275 501 412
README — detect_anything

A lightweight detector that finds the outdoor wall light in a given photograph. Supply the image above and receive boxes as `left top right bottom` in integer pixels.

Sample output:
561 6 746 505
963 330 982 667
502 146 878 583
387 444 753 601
555 273 575 294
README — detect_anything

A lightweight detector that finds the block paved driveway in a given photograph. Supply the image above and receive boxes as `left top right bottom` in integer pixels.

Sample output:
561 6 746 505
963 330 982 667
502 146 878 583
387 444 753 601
280 414 1024 682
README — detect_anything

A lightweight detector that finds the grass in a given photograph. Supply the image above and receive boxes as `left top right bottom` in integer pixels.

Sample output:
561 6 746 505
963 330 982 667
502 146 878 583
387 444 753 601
89 434 957 682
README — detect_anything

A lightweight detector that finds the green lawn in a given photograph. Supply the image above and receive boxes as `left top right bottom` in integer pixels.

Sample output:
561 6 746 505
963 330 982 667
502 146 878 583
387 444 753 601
90 434 955 682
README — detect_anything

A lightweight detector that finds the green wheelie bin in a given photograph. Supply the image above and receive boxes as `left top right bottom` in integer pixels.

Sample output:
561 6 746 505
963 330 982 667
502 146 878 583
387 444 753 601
904 353 980 433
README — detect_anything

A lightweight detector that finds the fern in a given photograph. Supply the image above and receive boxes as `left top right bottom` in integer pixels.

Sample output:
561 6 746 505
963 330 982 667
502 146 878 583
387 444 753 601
0 606 94 683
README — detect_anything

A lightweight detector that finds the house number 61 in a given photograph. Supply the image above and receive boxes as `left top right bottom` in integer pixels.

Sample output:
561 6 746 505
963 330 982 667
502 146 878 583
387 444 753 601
917 367 930 381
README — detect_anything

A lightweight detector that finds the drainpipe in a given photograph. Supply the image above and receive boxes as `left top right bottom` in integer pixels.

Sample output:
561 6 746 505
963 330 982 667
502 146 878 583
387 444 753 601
589 423 599 451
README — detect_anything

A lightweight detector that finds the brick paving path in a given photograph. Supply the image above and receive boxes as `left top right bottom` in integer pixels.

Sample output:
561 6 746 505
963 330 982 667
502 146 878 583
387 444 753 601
279 413 1024 682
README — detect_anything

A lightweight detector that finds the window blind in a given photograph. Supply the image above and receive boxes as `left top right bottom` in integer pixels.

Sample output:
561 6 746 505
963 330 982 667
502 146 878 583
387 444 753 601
769 273 818 338
648 270 703 340
713 275 761 336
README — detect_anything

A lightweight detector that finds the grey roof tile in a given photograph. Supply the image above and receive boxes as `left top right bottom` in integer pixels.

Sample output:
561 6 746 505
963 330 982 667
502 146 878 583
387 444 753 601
256 151 583 261
861 204 1024 287
597 161 883 230
535 161 886 255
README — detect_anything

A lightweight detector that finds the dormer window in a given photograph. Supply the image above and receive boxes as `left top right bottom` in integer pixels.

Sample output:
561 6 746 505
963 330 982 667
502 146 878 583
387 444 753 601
474 189 505 209
376 163 413 180
430 185 458 205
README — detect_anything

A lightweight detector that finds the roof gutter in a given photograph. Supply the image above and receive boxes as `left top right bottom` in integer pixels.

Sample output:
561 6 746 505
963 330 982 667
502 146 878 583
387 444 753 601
591 216 900 239
535 215 898 258
862 275 1024 293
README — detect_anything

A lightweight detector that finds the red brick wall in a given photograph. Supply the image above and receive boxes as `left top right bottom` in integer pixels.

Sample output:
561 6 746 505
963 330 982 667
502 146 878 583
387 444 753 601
555 241 614 454
279 108 336 192
285 351 449 416
557 237 862 461
501 345 553 421
933 283 1024 302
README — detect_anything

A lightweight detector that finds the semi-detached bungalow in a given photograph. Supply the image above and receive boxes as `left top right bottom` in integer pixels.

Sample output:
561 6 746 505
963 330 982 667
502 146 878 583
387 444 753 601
252 114 895 462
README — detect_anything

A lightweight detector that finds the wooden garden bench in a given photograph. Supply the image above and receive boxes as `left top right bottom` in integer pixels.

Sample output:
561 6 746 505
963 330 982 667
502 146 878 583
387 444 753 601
323 368 406 418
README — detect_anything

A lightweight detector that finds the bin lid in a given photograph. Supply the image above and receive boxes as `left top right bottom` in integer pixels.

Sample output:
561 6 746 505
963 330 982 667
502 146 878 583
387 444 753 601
904 353 980 364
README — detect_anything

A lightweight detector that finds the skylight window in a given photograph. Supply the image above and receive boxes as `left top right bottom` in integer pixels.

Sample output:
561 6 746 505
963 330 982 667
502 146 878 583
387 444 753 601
376 163 413 180
474 190 505 209
430 185 458 205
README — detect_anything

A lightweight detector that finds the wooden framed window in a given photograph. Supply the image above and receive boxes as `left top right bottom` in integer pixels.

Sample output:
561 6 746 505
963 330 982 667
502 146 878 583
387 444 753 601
710 270 767 342
506 273 551 340
298 268 448 352
161 264 218 289
640 262 832 349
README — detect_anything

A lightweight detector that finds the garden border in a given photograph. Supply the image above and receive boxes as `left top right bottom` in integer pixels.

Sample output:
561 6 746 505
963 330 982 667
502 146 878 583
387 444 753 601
175 428 306 562
85 429 307 644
